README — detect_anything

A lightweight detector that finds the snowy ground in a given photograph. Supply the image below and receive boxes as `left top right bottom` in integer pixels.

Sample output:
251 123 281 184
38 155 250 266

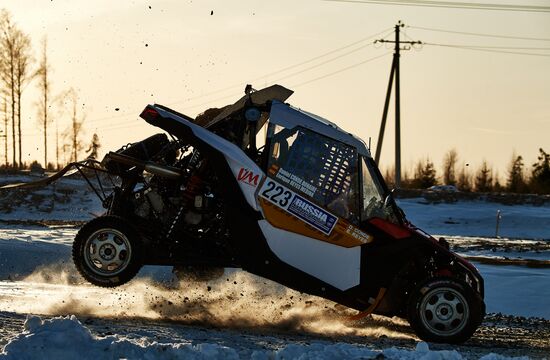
0 177 549 359
399 197 550 240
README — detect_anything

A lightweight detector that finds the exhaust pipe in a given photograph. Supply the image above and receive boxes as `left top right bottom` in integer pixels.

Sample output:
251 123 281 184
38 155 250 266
104 152 181 179
144 163 181 179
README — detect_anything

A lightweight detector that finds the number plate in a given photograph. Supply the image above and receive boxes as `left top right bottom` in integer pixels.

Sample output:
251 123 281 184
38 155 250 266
259 178 338 236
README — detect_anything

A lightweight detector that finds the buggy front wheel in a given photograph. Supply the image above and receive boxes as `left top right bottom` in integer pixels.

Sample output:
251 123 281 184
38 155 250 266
408 277 484 343
73 216 142 287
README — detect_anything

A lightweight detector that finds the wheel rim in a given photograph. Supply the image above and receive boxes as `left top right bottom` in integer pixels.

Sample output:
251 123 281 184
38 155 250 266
419 286 469 337
83 228 132 276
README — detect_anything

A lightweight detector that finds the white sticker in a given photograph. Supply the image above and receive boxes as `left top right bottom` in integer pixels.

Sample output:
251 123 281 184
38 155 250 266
260 178 337 235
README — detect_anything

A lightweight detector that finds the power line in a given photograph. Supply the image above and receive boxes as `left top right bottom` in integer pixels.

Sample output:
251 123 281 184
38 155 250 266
291 52 391 87
176 50 391 110
424 42 550 56
434 45 550 50
270 42 375 83
179 41 379 109
409 25 550 42
95 52 393 132
323 0 550 12
84 27 394 126
254 29 392 80
165 27 394 106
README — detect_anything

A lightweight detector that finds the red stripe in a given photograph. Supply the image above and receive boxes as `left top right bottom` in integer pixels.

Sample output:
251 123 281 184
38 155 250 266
369 218 411 239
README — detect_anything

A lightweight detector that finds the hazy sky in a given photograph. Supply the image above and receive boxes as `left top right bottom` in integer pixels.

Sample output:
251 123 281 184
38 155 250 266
3 0 550 179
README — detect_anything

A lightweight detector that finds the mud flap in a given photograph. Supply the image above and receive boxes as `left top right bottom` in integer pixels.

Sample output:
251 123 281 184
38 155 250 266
348 287 387 321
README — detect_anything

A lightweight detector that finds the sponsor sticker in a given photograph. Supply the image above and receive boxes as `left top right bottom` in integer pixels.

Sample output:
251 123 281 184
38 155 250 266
287 195 337 235
345 224 372 244
237 167 260 187
260 178 337 235
274 168 317 197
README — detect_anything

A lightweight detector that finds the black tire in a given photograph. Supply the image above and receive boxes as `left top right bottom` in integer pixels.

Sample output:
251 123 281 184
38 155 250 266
408 277 484 343
73 216 143 287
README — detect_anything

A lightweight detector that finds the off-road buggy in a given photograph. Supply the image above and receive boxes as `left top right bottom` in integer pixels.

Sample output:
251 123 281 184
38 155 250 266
10 85 485 343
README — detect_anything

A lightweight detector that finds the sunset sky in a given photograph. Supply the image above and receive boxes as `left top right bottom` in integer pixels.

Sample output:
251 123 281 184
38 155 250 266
3 0 550 179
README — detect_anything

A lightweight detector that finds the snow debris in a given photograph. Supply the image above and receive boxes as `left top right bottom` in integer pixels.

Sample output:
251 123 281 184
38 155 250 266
0 316 532 360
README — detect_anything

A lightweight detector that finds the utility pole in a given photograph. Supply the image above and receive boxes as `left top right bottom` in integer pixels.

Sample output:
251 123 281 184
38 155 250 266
374 21 421 188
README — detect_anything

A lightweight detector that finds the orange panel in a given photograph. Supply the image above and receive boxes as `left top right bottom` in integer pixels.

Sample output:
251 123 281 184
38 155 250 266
259 198 373 248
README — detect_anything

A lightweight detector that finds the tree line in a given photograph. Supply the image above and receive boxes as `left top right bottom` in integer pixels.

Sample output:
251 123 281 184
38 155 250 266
0 9 99 172
384 148 550 195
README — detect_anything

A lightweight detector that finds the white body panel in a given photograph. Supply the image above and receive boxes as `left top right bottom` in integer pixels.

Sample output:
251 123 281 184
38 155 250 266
258 220 361 291
154 106 263 211
225 157 263 210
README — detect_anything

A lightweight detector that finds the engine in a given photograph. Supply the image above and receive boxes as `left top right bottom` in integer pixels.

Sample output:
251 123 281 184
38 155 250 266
102 133 227 245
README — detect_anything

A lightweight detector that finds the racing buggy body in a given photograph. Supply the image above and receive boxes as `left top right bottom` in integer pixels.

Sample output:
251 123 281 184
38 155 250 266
65 85 483 343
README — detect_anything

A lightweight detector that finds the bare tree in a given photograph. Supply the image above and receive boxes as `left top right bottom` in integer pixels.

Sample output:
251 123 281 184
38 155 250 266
1 96 6 165
457 163 472 192
55 122 59 169
0 10 32 169
63 88 85 162
14 29 32 168
36 37 51 167
0 9 17 167
442 149 458 185
383 165 395 189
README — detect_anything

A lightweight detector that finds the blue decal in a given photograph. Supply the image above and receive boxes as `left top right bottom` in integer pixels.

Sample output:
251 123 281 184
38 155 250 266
287 195 337 235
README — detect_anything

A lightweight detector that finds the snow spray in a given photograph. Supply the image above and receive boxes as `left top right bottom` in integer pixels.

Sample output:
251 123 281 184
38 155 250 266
1 265 413 340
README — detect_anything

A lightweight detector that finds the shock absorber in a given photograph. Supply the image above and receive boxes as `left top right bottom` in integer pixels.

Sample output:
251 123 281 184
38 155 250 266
181 175 203 202
165 151 207 242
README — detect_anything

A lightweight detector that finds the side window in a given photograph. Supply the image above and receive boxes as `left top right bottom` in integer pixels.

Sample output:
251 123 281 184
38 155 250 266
267 124 359 223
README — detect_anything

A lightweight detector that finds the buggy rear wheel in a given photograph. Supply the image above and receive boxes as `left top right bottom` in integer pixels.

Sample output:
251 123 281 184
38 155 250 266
73 216 142 287
408 277 484 343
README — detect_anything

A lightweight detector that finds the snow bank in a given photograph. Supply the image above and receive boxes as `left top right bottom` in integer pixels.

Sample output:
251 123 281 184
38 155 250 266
1 315 239 360
0 316 530 360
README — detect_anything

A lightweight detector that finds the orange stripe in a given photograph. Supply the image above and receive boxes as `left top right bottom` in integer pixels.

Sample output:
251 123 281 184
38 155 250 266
260 198 373 248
